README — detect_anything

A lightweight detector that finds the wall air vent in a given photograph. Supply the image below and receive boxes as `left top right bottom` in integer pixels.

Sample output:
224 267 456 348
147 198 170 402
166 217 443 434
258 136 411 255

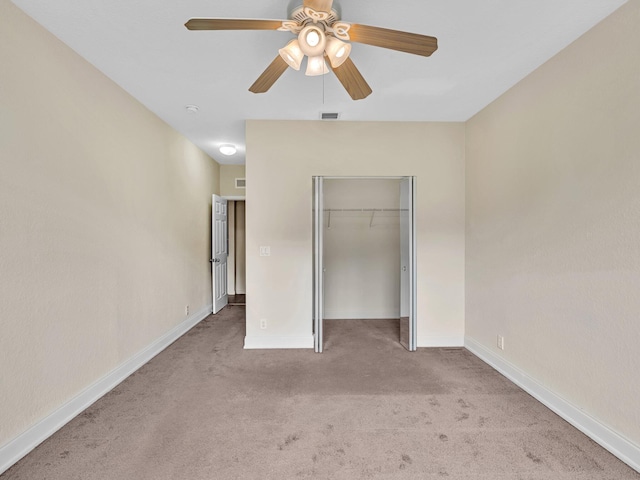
235 178 246 189
320 112 340 120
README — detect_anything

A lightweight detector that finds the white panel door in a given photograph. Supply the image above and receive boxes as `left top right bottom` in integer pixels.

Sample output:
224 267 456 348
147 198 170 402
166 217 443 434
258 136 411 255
399 177 417 351
212 195 228 314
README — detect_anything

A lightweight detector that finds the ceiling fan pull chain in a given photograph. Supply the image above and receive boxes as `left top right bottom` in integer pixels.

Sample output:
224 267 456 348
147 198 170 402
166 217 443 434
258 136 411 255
323 60 325 104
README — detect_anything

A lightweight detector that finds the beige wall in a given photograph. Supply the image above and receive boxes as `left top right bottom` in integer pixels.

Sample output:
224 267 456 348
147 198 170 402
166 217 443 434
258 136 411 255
0 1 219 447
220 165 246 197
246 120 466 347
323 178 401 319
466 1 640 445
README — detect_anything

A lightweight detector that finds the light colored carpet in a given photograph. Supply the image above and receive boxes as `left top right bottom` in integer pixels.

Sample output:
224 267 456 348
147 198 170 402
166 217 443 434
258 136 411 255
3 307 638 479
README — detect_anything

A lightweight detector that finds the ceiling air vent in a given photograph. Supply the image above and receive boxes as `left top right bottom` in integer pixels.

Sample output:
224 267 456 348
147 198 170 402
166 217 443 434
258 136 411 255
320 112 340 120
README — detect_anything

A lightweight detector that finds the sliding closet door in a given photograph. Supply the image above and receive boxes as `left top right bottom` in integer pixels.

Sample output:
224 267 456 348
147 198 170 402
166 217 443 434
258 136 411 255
399 177 417 351
312 177 324 353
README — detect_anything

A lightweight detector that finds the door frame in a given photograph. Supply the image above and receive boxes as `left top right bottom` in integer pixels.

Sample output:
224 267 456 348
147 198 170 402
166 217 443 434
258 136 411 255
221 195 246 302
312 176 417 352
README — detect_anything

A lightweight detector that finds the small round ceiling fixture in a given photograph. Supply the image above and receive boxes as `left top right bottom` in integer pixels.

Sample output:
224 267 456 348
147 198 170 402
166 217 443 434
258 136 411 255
185 105 200 114
219 144 237 156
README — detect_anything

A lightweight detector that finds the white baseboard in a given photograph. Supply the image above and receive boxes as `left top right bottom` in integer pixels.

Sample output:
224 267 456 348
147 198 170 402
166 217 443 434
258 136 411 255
0 304 212 476
417 335 464 347
465 336 640 473
244 335 314 349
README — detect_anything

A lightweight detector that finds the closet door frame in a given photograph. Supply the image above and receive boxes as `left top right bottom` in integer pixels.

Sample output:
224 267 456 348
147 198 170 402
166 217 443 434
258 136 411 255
313 177 324 353
313 176 417 353
400 176 417 351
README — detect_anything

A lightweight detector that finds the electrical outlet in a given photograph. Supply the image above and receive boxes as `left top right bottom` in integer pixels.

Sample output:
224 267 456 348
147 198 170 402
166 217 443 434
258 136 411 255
185 305 189 316
260 246 271 257
260 319 267 329
497 335 505 350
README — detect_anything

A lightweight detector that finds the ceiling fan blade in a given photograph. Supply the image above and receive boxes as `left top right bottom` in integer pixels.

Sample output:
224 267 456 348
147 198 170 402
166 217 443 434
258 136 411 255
348 24 438 57
328 57 372 100
249 55 289 94
303 0 334 13
185 18 284 31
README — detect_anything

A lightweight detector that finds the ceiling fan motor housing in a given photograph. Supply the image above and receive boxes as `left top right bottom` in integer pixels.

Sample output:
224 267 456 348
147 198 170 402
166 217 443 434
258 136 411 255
287 0 342 22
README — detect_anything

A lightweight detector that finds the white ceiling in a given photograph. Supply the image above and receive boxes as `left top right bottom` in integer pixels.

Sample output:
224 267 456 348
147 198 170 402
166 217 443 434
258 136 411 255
12 0 626 165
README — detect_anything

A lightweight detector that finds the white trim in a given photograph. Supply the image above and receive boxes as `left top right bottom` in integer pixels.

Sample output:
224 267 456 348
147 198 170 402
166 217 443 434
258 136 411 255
244 335 314 349
222 195 245 201
0 304 212 476
417 335 465 347
465 336 640 473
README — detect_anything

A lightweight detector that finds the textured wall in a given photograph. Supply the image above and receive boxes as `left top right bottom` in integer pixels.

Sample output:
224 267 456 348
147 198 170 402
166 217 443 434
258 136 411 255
466 1 640 444
246 120 465 346
0 1 219 447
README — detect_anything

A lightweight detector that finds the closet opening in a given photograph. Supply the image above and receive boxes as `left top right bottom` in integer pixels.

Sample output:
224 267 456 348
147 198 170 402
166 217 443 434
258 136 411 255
313 177 416 353
226 200 246 306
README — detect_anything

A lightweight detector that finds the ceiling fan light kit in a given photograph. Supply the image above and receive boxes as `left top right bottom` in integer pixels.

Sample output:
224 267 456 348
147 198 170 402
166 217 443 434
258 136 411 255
278 39 304 70
185 0 438 100
325 35 351 68
305 55 330 76
298 24 327 56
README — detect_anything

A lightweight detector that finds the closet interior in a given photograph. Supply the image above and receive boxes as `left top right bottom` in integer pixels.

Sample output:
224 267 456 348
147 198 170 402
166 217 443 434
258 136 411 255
323 178 403 322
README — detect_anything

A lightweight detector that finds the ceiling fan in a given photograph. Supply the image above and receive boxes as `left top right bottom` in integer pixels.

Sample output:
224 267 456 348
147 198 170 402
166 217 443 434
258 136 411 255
185 0 438 100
